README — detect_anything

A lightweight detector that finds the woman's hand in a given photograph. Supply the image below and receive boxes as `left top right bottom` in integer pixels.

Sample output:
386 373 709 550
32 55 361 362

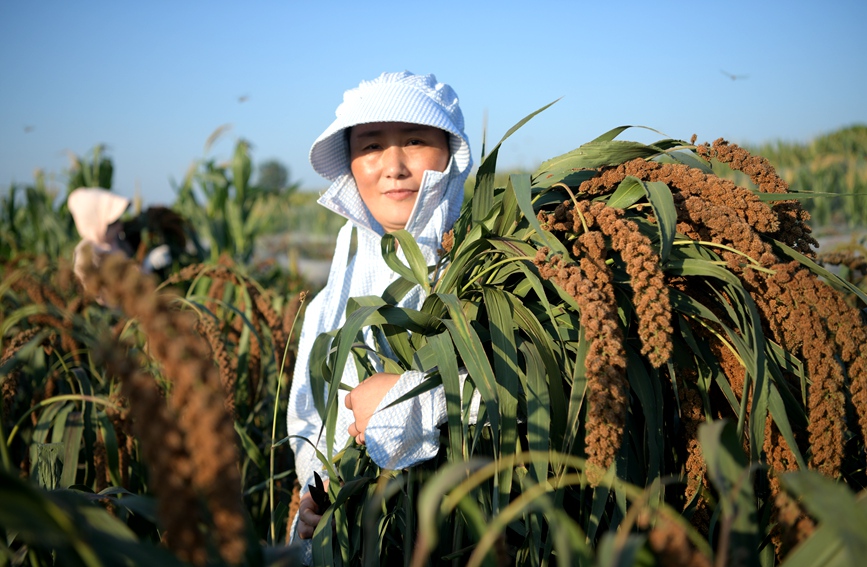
297 478 329 539
344 372 401 444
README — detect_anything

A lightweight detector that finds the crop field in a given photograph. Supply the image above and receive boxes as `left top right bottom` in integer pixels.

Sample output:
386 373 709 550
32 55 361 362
1 120 866 567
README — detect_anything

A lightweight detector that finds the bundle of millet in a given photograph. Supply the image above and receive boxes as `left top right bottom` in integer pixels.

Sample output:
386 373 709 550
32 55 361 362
535 198 673 475
79 249 247 566
531 138 866 483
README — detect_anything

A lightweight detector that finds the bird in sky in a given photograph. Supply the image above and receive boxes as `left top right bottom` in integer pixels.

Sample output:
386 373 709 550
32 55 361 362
720 69 749 81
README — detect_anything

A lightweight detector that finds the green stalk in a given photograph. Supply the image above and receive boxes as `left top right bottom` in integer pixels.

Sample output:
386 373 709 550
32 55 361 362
0 403 12 471
672 240 777 274
269 292 306 543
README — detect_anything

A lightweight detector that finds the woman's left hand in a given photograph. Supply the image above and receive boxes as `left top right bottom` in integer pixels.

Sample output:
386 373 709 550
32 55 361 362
344 372 401 444
297 479 329 539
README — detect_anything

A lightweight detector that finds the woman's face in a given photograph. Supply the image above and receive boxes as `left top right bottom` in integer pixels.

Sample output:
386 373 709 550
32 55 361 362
348 122 450 233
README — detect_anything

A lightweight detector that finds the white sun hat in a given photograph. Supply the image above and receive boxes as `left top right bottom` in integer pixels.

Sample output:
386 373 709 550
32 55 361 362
309 71 472 182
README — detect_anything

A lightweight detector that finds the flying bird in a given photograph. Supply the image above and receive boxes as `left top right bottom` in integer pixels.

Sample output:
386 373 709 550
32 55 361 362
24 125 35 133
720 69 749 81
238 95 249 103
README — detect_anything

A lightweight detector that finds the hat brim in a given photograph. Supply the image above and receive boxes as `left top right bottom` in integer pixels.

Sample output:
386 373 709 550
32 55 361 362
310 81 469 182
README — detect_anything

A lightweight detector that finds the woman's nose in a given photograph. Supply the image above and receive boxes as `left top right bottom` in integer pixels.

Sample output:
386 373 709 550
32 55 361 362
383 146 410 178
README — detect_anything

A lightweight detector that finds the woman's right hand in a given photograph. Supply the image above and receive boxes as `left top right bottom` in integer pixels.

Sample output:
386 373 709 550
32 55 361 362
297 479 329 539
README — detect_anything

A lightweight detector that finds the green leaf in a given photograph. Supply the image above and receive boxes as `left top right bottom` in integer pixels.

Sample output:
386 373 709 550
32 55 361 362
606 176 646 210
474 100 559 223
642 180 677 263
518 341 551 486
438 293 501 449
534 140 668 186
482 286 520 510
96 413 122 487
428 332 465 462
415 458 491 561
753 190 867 202
698 420 760 567
381 274 418 305
60 411 84 488
779 491 867 567
589 125 634 143
509 295 567 450
772 239 867 307
234 421 267 474
36 442 64 491
436 231 492 294
625 346 663 482
0 469 104 567
658 149 714 173
381 229 431 294
323 305 381 456
780 471 867 563
509 173 557 251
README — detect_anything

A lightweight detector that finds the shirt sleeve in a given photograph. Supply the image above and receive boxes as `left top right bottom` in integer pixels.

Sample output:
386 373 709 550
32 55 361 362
364 369 480 470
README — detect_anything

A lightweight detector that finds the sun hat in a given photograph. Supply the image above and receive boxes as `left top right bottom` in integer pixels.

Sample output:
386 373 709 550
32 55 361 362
309 71 472 182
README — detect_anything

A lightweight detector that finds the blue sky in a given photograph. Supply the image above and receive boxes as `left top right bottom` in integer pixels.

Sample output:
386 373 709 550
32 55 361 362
2 0 865 207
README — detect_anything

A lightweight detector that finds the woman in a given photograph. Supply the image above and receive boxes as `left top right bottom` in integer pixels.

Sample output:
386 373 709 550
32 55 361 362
286 71 473 545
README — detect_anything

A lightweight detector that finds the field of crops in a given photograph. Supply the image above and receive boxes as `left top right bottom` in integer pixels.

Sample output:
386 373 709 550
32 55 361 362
1 118 866 567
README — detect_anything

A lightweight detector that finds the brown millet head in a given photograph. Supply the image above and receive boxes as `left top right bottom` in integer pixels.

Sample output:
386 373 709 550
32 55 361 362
678 195 777 269
196 316 237 418
675 368 709 509
744 260 866 476
847 343 867 451
799 268 867 447
533 244 628 480
441 229 455 255
255 290 289 371
817 251 867 274
1 327 43 367
79 249 247 565
94 336 208 566
91 432 109 494
1 370 19 430
763 417 799 498
245 301 263 409
576 154 802 249
697 138 788 194
642 513 713 567
541 199 674 367
9 265 88 363
590 202 674 366
696 139 818 255
163 261 243 288
802 309 846 478
773 491 815 559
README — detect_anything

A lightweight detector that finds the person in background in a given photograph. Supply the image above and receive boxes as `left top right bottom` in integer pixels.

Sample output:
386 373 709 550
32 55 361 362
68 187 196 282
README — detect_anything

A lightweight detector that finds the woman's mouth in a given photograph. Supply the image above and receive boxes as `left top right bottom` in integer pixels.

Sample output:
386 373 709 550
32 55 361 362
384 189 418 200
